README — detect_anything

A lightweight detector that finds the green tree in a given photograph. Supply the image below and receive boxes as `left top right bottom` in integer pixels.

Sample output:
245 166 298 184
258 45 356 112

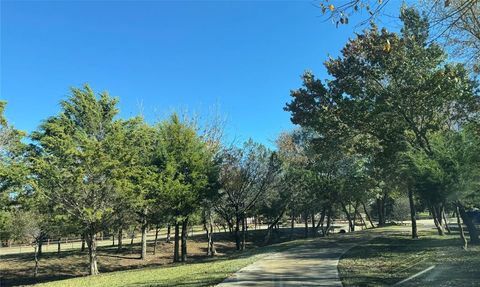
427 126 480 243
286 7 478 238
0 101 28 207
118 117 157 260
31 85 125 275
217 140 281 250
0 101 30 248
153 114 214 262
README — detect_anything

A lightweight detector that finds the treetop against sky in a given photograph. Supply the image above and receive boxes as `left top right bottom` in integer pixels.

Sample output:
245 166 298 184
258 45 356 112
1 0 404 147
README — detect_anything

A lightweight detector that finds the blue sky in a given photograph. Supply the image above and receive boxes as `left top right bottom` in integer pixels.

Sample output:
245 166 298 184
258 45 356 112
1 0 403 147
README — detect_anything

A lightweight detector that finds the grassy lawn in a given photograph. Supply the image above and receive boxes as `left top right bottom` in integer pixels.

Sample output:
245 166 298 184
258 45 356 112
6 222 476 287
33 238 310 287
0 227 308 287
338 227 480 287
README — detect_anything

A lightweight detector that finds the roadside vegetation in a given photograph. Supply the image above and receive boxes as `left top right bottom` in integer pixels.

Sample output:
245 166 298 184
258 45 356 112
339 227 480 286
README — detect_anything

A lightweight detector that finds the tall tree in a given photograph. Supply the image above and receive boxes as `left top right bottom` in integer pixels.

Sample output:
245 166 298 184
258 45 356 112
428 126 480 243
0 101 28 206
153 114 214 262
31 85 124 275
0 101 30 249
118 117 156 260
286 7 478 238
218 140 281 250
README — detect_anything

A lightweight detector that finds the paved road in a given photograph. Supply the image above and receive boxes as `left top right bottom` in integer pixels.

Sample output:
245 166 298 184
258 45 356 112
216 223 426 287
217 232 378 287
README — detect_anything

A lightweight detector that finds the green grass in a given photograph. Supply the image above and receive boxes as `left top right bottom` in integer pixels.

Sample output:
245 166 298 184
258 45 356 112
1 227 309 286
34 238 308 287
338 228 480 287
8 222 475 287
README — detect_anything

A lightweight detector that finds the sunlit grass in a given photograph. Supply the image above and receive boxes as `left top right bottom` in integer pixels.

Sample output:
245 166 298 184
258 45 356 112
34 238 310 287
338 228 480 287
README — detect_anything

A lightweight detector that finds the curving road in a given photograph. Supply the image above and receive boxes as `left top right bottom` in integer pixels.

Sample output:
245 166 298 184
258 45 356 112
217 231 380 287
217 222 435 287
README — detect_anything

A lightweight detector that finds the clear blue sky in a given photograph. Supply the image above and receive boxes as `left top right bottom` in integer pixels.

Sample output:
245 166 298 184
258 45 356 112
1 0 403 147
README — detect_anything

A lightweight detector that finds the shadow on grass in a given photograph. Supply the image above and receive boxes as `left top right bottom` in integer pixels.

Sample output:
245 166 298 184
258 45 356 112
338 230 480 287
0 228 308 287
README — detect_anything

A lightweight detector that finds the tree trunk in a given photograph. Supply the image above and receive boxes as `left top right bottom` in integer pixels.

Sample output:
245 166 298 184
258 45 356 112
376 198 381 225
34 243 39 278
57 238 61 254
173 222 180 262
234 213 241 250
356 208 367 230
166 224 171 243
352 204 358 230
456 204 468 250
436 205 444 227
315 207 327 235
362 202 375 228
340 202 354 232
458 204 480 244
205 225 213 256
181 217 188 262
204 215 216 256
265 206 287 244
130 228 135 246
377 197 386 226
209 222 216 256
382 193 387 224
442 207 451 234
431 204 445 236
153 226 159 255
311 212 316 235
112 234 115 247
140 221 148 260
204 222 211 255
349 205 363 231
290 210 295 237
241 214 246 251
86 230 99 275
325 207 332 236
304 213 309 238
117 229 123 251
408 188 418 239
81 234 86 252
38 237 43 257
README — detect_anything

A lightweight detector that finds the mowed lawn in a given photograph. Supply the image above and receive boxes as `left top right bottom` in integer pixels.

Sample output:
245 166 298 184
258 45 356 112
0 227 308 287
33 238 310 287
4 223 478 287
338 227 480 287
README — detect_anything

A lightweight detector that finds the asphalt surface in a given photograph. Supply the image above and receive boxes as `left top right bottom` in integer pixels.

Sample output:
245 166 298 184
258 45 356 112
217 231 379 287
